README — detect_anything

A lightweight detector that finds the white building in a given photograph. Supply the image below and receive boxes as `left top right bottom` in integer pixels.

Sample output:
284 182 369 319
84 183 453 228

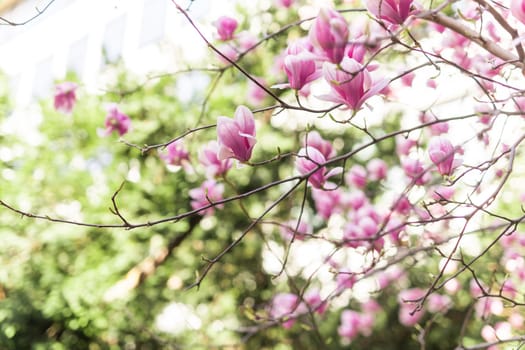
0 0 234 106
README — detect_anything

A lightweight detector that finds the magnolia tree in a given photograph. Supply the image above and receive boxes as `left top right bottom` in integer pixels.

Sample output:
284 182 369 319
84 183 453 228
2 0 525 349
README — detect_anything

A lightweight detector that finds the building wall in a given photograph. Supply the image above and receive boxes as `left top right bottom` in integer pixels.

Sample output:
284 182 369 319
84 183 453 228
0 0 244 107
0 0 171 106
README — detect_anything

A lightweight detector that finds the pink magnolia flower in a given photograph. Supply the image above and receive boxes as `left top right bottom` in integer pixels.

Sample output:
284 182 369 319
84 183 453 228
296 147 342 188
431 22 445 33
269 293 305 329
426 79 437 89
338 310 362 340
440 29 469 51
359 216 379 237
344 216 383 251
377 266 406 288
321 57 388 111
509 312 524 328
356 313 374 336
396 136 417 156
345 190 367 210
160 140 189 167
366 0 417 25
215 44 239 66
104 104 131 136
336 273 356 291
247 77 267 106
312 187 342 219
481 322 512 349
475 103 495 124
199 141 233 178
54 82 77 114
367 158 388 181
399 305 424 326
430 121 449 135
345 35 368 63
214 16 238 41
481 322 512 344
511 0 525 25
303 131 335 159
501 280 518 298
276 0 294 8
343 222 366 248
280 219 313 241
399 288 425 304
493 322 512 342
361 300 382 313
428 137 459 176
480 325 497 343
338 310 374 340
393 195 412 215
217 105 256 162
189 180 224 216
421 114 449 135
402 157 429 185
398 288 426 326
346 164 367 188
430 185 455 201
286 39 315 56
486 22 501 43
377 272 392 289
444 278 461 294
475 297 504 319
427 294 451 313
275 52 321 90
237 31 257 50
385 216 405 243
356 204 382 223
513 96 525 116
401 71 415 87
304 290 327 315
309 7 349 64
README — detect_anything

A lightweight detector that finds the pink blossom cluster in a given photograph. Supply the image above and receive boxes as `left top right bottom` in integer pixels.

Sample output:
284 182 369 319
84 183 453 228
397 289 451 326
272 7 389 112
211 14 258 69
399 135 460 185
431 14 504 94
269 290 327 329
213 16 238 41
470 273 524 343
280 219 313 241
295 131 342 189
189 179 224 216
54 83 134 138
511 0 525 24
198 141 233 178
216 105 256 163
159 140 190 168
366 0 418 25
188 105 257 216
345 159 388 189
343 205 386 251
338 301 381 342
295 146 342 189
428 136 461 176
49 3 525 346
